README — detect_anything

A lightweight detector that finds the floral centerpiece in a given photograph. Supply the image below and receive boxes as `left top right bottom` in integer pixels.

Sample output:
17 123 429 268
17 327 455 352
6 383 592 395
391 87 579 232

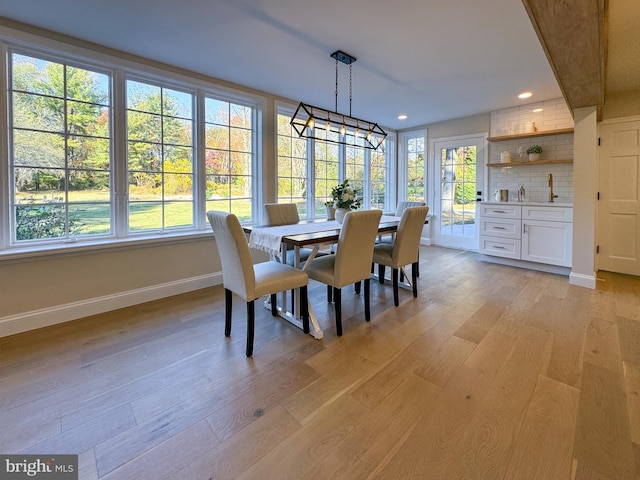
331 179 361 209
329 179 361 223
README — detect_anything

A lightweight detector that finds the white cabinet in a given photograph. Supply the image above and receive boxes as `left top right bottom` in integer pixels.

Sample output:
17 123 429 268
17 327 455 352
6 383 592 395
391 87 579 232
480 203 573 268
479 204 521 260
521 206 573 267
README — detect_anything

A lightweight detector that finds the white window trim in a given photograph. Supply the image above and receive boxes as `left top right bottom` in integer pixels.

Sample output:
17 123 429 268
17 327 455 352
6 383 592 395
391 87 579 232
398 128 427 204
0 26 264 260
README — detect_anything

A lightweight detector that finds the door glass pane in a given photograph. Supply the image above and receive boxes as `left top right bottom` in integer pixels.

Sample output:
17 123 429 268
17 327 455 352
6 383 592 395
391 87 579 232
440 145 477 238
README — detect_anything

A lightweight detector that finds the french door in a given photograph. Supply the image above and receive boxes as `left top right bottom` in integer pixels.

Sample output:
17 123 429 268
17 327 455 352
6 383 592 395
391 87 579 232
432 135 486 250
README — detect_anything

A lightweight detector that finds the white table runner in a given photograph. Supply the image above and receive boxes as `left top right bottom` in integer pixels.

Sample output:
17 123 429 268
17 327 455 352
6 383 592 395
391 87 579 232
249 220 342 256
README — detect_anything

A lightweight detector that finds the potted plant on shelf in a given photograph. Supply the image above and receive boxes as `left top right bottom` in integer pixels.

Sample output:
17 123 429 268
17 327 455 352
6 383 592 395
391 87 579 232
330 179 361 223
526 144 543 161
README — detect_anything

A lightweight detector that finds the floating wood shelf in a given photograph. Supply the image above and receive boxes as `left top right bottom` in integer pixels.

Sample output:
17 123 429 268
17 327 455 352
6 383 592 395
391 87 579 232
488 127 574 142
487 158 573 167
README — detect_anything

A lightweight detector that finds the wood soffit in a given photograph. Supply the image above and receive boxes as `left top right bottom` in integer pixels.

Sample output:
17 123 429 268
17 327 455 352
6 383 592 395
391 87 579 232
522 0 607 117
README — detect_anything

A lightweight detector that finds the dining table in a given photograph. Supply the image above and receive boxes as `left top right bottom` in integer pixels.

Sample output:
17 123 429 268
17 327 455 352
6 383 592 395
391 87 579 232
243 214 407 339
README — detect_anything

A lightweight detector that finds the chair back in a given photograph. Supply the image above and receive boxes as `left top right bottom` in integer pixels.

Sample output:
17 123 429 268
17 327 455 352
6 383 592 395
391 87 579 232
334 209 382 286
207 211 256 300
395 201 426 217
393 206 429 266
263 203 300 226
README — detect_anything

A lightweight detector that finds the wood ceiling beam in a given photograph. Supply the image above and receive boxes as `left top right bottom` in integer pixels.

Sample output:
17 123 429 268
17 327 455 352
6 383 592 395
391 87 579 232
522 0 608 115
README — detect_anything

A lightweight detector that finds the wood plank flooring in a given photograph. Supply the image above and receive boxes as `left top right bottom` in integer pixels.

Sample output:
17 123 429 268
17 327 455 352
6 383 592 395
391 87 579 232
1 246 639 479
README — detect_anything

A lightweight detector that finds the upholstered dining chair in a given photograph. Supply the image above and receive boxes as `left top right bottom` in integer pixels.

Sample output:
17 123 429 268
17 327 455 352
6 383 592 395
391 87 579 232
304 209 382 336
263 203 315 265
394 201 426 217
373 205 429 306
379 201 427 278
207 210 309 357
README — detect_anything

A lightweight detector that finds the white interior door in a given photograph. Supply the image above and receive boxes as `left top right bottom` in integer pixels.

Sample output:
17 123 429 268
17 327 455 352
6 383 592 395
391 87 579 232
432 135 486 250
598 120 640 275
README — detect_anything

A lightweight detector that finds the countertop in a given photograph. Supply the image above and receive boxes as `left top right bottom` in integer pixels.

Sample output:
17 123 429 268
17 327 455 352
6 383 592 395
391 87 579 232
482 201 573 207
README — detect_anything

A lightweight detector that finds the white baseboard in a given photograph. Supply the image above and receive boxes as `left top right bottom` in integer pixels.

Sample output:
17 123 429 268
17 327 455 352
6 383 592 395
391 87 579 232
0 272 223 338
569 272 597 289
420 236 432 246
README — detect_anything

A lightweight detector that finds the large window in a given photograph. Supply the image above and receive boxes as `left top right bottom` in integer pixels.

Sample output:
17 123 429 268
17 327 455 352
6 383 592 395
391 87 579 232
400 132 426 203
313 129 340 217
3 41 259 254
276 107 391 218
204 97 254 221
10 52 112 243
276 112 308 216
126 80 194 231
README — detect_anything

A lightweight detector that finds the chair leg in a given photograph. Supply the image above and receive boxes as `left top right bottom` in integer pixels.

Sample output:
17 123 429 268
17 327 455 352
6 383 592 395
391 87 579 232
327 285 333 303
270 293 277 316
246 300 255 357
378 264 385 284
412 262 418 298
355 281 361 294
224 288 232 336
301 285 310 334
392 268 399 307
364 278 371 322
334 287 342 336
416 251 420 277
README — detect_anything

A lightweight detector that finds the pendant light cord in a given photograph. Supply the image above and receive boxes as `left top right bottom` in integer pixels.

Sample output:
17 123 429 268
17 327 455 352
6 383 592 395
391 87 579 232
335 57 339 113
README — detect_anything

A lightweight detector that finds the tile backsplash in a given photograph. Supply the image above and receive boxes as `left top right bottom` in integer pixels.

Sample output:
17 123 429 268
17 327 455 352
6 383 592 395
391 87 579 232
488 98 574 203
489 163 573 203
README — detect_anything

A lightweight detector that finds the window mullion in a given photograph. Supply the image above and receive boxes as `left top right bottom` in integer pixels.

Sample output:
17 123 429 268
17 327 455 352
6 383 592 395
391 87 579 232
113 69 128 238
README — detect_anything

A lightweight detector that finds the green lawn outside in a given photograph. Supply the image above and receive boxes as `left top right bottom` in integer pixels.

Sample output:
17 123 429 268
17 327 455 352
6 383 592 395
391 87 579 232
16 189 254 235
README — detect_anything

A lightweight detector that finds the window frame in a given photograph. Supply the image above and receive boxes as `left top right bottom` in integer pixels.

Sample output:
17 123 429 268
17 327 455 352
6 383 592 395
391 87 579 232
275 103 394 221
0 32 263 259
398 129 427 205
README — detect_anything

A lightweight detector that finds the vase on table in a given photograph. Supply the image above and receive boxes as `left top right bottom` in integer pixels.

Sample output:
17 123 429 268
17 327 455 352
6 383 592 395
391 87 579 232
335 207 350 224
326 205 336 220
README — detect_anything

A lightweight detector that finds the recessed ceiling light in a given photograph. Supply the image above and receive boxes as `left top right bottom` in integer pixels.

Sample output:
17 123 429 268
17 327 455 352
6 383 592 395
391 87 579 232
518 91 533 99
398 114 408 120
532 108 543 113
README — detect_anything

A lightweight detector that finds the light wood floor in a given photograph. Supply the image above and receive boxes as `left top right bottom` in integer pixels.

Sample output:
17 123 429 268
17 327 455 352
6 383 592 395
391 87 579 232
1 246 639 479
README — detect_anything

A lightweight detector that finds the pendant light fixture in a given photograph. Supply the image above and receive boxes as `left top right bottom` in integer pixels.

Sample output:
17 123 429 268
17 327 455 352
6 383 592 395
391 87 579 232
290 50 387 150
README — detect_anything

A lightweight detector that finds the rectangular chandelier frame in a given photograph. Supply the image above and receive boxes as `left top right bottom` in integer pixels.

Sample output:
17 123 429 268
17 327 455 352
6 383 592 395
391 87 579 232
290 102 387 150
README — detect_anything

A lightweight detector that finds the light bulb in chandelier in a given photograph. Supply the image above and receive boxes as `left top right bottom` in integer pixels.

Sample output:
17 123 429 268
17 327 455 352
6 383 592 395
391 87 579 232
340 124 346 136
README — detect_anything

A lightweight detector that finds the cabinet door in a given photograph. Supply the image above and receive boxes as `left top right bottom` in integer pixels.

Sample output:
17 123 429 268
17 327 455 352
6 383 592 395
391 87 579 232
522 220 572 266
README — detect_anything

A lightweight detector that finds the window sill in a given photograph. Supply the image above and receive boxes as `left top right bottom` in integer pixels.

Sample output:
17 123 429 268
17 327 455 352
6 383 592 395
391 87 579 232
0 230 215 264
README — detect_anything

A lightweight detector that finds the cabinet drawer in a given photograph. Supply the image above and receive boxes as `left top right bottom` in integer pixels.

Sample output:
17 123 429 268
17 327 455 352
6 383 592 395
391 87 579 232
480 217 521 239
522 206 573 222
480 203 521 219
480 236 521 259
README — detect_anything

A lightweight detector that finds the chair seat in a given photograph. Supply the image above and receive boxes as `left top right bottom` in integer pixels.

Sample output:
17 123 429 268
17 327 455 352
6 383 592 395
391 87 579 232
303 254 337 287
372 243 394 266
253 261 308 300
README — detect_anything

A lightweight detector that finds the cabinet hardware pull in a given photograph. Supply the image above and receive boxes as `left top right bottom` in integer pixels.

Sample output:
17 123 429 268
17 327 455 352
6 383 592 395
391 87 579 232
494 210 506 213
493 246 506 249
523 223 526 234
493 226 506 230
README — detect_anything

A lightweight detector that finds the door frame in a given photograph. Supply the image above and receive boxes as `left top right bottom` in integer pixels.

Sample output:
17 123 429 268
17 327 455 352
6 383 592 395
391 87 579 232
430 133 488 250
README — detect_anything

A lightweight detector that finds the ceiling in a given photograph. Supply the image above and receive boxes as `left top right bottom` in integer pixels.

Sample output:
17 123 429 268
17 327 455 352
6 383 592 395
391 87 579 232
0 0 634 131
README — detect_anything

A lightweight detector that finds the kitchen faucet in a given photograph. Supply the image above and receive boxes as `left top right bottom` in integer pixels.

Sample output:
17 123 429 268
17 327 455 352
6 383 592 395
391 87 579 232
548 173 558 202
